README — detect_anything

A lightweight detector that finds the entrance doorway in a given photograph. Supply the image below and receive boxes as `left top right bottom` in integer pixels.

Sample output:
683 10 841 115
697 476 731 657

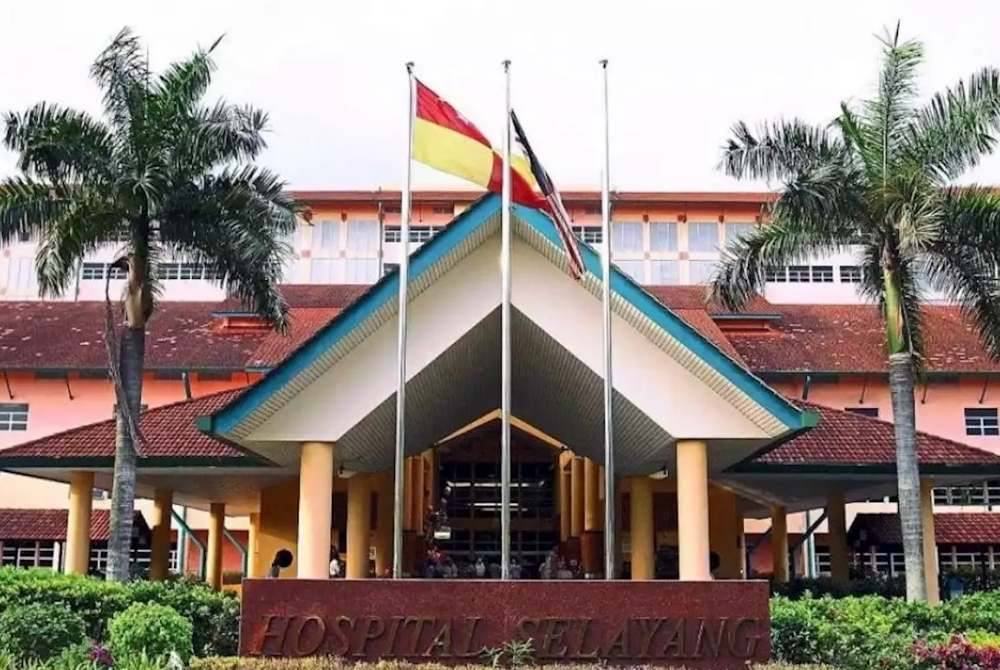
433 424 558 578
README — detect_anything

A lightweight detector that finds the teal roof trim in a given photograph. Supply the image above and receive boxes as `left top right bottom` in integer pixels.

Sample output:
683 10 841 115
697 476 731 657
513 203 807 430
207 194 807 437
209 194 500 436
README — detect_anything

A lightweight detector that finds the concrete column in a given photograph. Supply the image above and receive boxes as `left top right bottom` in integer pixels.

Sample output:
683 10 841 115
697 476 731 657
677 440 711 581
709 486 741 579
403 458 415 532
921 478 940 605
771 505 789 583
149 489 173 581
827 491 850 585
247 512 261 578
373 472 394 578
206 503 225 591
64 471 94 575
629 476 655 580
347 474 372 579
559 452 572 542
570 457 585 538
412 453 426 536
584 458 600 531
297 441 335 579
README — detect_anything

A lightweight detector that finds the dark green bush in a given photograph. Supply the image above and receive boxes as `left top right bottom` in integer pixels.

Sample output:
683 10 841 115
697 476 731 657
0 602 87 661
0 568 238 657
108 602 194 663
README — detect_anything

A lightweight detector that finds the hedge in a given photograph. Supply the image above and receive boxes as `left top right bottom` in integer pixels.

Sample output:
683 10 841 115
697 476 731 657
771 590 1000 670
0 568 238 657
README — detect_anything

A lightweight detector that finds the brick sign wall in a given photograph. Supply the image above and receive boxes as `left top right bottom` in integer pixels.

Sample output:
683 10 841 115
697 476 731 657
240 580 770 668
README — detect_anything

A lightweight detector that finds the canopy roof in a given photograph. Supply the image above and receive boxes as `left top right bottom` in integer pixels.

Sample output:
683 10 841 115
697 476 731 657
198 195 812 476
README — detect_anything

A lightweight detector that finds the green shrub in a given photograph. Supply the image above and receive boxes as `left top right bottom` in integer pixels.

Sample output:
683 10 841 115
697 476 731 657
0 602 87 661
0 568 238 657
108 603 194 664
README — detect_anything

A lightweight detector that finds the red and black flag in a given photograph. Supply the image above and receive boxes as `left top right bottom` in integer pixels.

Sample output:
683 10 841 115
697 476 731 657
510 109 586 280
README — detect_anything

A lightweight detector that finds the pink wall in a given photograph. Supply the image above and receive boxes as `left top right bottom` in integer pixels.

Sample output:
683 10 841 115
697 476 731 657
770 375 1000 455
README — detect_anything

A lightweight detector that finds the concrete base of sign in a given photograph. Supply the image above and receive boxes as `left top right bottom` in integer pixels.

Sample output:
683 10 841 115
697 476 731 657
240 579 770 668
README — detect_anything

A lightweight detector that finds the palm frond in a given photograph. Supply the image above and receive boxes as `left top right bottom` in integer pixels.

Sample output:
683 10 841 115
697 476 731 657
153 37 221 114
34 198 122 297
863 25 924 185
3 104 114 184
921 246 1000 358
0 177 73 245
720 119 846 182
906 67 1000 182
90 27 149 129
938 186 1000 264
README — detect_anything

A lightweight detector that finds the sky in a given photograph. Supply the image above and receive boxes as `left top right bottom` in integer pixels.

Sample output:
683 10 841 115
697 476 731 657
3 0 1000 192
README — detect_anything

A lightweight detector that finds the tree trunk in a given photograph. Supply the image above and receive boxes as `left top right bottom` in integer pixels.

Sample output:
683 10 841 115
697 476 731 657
106 325 145 581
888 351 927 602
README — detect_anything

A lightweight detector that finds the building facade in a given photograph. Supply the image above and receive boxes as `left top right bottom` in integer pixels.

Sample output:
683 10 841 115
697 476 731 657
0 190 997 585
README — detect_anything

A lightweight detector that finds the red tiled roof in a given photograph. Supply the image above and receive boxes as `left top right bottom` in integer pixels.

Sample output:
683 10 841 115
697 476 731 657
756 401 1000 467
0 388 253 463
0 508 115 541
850 512 1000 545
674 309 745 363
246 307 342 368
217 284 366 310
726 303 1000 373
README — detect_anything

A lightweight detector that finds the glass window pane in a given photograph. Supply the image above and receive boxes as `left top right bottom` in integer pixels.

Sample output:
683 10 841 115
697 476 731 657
611 222 642 253
344 259 378 283
650 260 679 285
314 220 339 250
724 222 755 244
688 222 719 252
689 260 717 284
615 260 644 282
346 220 378 254
649 222 677 252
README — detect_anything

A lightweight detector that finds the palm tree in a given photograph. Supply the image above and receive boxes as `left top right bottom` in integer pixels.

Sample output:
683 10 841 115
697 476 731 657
711 25 1000 602
0 28 297 581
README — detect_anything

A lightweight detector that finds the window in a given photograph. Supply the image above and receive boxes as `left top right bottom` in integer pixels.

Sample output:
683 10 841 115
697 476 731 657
611 222 642 253
0 404 28 431
649 222 678 252
178 263 202 280
689 260 717 285
966 408 999 436
615 260 644 282
935 480 1000 506
571 226 602 244
383 227 403 243
811 266 834 283
766 267 787 282
107 265 127 280
840 265 863 283
724 222 755 244
310 258 342 283
788 266 811 282
847 407 879 418
688 222 719 252
344 259 378 283
81 263 105 280
346 220 378 254
158 263 180 280
313 220 339 250
649 260 679 285
410 226 439 243
383 263 399 276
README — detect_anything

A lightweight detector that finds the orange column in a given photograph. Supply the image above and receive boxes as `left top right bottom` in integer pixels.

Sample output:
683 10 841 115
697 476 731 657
64 471 94 575
206 503 225 591
629 476 654 580
559 452 572 542
149 489 173 581
347 474 372 579
827 491 850 585
373 472 394 578
297 441 334 579
771 505 789 583
921 478 940 605
570 457 585 538
677 440 711 581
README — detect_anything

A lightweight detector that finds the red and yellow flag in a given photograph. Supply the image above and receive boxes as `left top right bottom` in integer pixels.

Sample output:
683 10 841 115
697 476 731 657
413 80 544 209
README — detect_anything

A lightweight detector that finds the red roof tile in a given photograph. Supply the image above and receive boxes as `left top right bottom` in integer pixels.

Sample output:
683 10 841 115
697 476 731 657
756 401 1000 467
0 508 119 541
726 303 1000 374
246 308 342 368
0 389 253 463
850 512 1000 545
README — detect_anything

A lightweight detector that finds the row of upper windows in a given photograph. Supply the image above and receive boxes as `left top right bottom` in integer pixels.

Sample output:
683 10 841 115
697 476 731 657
79 262 224 282
767 265 863 284
307 220 756 254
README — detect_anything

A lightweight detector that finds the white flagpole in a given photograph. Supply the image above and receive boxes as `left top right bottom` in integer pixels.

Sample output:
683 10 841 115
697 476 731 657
393 62 416 579
500 59 513 580
600 59 616 580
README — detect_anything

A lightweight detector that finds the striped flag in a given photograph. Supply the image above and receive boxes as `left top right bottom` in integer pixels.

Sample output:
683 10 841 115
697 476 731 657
412 79 585 279
510 110 585 279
